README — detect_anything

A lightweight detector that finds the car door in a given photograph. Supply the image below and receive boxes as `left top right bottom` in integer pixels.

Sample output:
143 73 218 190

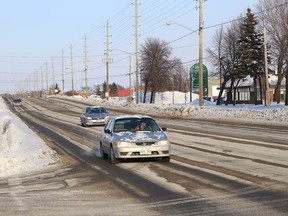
102 119 114 153
80 107 86 122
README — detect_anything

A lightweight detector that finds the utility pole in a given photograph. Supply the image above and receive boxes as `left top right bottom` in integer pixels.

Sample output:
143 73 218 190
62 48 65 95
41 66 43 93
34 71 36 96
129 47 133 99
199 0 204 107
46 62 48 95
36 70 38 97
135 0 139 104
84 33 88 98
105 21 109 99
52 57 55 95
264 28 270 109
70 44 74 97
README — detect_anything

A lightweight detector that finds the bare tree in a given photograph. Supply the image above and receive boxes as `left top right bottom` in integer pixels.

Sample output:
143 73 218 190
169 58 188 92
140 37 175 103
206 21 240 105
256 0 288 104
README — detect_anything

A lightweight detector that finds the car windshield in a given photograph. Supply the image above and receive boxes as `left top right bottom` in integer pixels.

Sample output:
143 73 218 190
87 107 106 114
13 99 22 103
113 118 160 133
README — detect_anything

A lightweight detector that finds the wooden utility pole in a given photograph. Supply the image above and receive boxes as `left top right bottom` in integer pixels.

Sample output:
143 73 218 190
36 70 38 97
84 33 88 98
135 0 139 104
264 28 270 109
62 49 65 95
41 67 43 92
34 71 36 96
46 62 48 95
106 21 109 99
52 57 55 95
199 0 204 107
129 48 133 99
70 44 74 97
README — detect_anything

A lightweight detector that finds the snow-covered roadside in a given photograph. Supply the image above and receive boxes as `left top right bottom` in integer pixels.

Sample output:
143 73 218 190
0 97 59 178
58 91 288 127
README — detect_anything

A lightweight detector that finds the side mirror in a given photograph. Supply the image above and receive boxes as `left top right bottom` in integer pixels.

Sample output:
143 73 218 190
161 127 167 131
104 129 112 134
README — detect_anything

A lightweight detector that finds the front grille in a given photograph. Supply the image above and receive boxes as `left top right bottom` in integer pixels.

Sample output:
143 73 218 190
92 117 104 120
135 142 155 146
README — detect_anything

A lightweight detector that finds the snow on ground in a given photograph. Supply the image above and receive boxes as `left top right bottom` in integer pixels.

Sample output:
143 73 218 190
0 97 59 179
1 91 287 179
75 91 288 126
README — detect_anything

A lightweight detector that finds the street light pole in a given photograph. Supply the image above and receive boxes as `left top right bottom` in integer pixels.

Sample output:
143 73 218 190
135 0 139 104
199 0 204 107
166 0 204 107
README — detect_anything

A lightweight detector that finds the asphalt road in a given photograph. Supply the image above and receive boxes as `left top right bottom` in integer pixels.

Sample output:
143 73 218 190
1 96 288 216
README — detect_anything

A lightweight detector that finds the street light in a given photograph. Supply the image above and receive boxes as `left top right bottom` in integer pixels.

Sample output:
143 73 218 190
166 22 197 33
166 0 204 107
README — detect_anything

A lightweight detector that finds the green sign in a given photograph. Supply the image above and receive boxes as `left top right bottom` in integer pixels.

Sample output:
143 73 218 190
189 63 208 102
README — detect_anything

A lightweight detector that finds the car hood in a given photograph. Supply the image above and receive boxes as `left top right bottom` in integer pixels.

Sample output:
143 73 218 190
114 131 168 142
87 113 108 118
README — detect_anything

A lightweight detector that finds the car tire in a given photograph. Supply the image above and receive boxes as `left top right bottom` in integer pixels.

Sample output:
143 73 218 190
83 119 87 127
81 119 84 127
110 146 119 164
100 143 108 160
162 156 170 162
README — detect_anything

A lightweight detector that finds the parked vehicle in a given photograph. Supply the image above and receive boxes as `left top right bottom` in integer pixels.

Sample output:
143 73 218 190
80 106 109 127
99 115 171 164
12 98 22 106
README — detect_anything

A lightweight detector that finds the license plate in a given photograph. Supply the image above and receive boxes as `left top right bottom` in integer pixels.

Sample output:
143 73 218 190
140 149 151 155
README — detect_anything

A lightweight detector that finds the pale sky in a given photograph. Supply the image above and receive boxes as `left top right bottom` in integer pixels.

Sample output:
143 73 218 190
0 0 259 94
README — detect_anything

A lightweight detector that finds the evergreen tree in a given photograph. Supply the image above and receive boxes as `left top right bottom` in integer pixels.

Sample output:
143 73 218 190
235 8 265 104
110 82 118 97
100 81 107 98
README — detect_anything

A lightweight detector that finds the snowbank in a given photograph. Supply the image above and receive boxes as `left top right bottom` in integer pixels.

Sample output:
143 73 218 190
0 97 59 178
60 91 288 127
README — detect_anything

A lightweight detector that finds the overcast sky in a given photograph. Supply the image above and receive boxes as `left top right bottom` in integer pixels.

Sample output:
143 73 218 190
0 0 259 94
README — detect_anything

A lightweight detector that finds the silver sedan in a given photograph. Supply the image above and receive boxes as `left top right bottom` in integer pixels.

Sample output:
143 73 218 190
99 115 171 164
80 106 109 127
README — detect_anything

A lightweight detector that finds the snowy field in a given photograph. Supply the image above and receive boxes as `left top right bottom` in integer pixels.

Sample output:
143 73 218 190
1 91 287 179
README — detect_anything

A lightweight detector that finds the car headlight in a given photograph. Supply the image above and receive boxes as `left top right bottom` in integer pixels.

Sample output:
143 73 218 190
156 140 171 145
105 116 109 119
114 141 133 147
86 117 92 120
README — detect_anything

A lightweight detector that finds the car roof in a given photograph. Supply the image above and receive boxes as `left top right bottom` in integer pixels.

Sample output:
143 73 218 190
85 106 105 109
113 115 153 120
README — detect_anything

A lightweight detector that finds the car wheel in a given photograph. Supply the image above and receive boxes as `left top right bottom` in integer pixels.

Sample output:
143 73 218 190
162 156 170 162
100 143 108 160
83 119 87 127
110 146 119 164
81 119 84 127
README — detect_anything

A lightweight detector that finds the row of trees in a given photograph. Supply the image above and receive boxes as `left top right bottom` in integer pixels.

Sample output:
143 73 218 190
207 8 265 105
86 0 287 106
208 0 288 105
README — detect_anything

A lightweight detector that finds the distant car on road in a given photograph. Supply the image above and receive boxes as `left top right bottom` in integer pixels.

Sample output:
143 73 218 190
80 106 109 127
12 98 22 106
99 115 171 164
